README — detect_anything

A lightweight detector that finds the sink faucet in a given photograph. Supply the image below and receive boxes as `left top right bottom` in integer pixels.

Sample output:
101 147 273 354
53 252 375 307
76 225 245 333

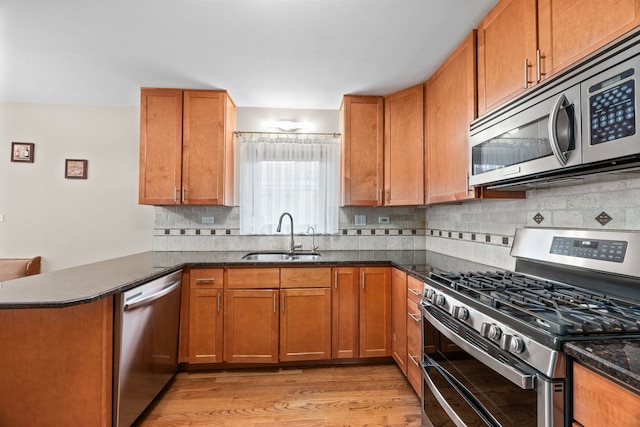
277 212 302 253
306 226 319 252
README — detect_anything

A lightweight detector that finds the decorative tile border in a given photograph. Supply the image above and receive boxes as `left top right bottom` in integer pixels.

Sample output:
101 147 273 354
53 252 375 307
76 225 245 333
426 228 512 247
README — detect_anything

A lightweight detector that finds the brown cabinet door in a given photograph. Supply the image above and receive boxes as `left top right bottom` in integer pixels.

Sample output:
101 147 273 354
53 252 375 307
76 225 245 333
477 0 538 115
384 84 425 206
426 31 478 204
188 288 223 364
331 267 360 359
538 0 640 78
573 363 640 426
340 95 384 206
391 268 407 374
182 90 228 205
407 340 422 396
359 266 392 357
139 88 183 204
187 269 224 364
280 288 332 361
224 289 279 363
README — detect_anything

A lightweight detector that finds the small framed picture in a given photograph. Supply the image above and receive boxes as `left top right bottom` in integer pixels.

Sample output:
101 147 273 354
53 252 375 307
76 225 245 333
11 142 35 163
65 159 88 179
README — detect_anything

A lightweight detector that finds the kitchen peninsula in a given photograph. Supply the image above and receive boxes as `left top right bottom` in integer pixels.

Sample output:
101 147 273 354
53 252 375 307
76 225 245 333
0 249 479 426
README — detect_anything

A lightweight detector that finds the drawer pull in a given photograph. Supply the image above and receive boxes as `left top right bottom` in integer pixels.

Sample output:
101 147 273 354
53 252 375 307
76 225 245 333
408 288 421 297
408 313 421 323
196 278 216 283
409 354 420 367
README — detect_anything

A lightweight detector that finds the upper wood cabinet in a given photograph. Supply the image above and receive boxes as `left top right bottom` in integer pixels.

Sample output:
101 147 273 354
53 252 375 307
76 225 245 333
340 95 384 206
478 0 640 116
425 31 478 204
139 88 235 205
384 84 425 206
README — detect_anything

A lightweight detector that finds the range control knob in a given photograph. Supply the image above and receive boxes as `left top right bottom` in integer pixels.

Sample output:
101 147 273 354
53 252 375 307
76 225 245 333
481 323 502 340
425 289 436 300
432 294 446 307
452 306 469 321
501 334 525 354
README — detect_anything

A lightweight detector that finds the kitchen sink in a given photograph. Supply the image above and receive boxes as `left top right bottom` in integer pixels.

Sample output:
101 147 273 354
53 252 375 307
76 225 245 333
241 251 321 261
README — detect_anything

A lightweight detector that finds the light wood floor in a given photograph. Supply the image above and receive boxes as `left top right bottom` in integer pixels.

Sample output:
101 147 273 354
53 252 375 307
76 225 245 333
135 364 421 426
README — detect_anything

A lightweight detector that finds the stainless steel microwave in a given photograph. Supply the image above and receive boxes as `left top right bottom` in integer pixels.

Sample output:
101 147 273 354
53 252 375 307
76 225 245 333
469 29 640 190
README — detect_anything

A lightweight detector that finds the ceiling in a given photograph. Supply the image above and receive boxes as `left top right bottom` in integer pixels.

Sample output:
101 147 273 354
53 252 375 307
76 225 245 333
0 0 498 110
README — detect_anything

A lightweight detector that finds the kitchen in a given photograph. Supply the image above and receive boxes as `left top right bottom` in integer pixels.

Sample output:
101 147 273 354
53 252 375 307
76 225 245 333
2 1 640 426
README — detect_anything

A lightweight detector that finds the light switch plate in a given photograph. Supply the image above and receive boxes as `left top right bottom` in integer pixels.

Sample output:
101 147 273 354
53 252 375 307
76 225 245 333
201 216 215 224
354 215 366 226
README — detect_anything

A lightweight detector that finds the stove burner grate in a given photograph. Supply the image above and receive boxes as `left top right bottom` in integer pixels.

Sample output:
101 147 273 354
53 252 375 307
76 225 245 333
432 271 640 336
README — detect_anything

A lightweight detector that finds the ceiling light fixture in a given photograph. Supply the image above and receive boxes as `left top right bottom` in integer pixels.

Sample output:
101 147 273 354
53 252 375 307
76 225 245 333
267 120 310 132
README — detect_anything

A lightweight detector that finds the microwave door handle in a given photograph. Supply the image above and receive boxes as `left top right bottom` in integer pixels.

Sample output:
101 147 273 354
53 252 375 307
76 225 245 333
423 357 500 427
548 93 570 166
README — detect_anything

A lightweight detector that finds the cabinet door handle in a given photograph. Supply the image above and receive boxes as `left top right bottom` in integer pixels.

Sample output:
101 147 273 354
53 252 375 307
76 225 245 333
536 49 545 82
182 186 186 203
196 278 216 284
174 187 179 204
408 288 421 297
334 270 338 289
409 354 420 367
282 293 285 312
361 270 365 289
217 292 221 312
409 313 421 323
273 293 277 313
385 189 390 204
524 58 533 89
378 189 383 205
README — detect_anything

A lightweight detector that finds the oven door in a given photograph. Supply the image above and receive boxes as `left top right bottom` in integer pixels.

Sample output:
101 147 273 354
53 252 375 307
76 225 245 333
469 84 581 188
421 301 566 427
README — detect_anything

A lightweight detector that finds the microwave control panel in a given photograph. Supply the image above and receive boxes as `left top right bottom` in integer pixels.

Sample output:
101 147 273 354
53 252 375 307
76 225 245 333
588 68 636 145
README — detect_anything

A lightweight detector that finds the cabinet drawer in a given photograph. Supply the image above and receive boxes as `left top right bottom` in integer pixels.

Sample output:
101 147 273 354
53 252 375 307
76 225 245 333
407 276 423 303
407 339 422 395
189 268 224 289
407 298 422 347
227 268 280 289
281 267 331 288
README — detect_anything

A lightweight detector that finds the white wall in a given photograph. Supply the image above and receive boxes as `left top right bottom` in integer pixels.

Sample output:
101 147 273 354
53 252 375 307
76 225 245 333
0 103 154 272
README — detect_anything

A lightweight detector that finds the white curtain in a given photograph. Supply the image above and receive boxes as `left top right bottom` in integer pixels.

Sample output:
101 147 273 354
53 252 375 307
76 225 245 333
238 133 340 235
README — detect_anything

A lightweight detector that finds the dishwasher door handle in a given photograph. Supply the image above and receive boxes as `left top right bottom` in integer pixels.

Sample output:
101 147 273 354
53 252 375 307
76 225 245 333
124 279 181 311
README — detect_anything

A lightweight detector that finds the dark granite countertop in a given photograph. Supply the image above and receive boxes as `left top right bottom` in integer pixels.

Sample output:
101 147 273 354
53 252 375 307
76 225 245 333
565 339 640 393
0 250 497 309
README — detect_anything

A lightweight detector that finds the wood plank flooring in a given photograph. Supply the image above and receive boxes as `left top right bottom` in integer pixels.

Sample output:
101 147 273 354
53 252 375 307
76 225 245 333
134 364 421 426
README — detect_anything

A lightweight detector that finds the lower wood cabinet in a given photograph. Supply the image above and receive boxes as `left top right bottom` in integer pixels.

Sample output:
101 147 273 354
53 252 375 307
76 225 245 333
184 265 392 365
572 362 640 426
187 268 224 364
225 288 279 363
391 268 408 374
280 288 332 361
331 266 360 358
360 266 392 357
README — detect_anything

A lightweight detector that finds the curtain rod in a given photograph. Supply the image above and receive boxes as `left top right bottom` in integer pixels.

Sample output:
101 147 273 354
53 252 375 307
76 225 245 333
235 131 341 137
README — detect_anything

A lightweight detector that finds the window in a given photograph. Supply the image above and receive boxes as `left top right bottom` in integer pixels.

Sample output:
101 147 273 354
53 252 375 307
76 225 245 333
238 133 340 235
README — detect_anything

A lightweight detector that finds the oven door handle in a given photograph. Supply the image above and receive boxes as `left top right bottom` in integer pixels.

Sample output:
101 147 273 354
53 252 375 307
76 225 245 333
423 356 500 427
422 302 536 389
548 92 572 166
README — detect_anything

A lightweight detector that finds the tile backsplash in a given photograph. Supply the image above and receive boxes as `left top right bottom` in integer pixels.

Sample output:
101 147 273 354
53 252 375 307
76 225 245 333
152 174 640 272
153 206 427 252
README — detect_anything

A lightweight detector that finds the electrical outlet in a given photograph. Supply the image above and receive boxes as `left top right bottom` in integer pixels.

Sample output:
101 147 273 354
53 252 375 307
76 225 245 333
201 216 215 224
378 216 389 224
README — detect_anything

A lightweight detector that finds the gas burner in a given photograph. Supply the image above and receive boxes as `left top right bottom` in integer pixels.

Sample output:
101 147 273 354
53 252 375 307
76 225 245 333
431 269 640 336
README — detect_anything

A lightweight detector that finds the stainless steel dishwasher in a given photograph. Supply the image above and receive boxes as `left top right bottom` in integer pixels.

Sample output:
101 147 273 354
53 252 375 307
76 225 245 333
113 270 182 427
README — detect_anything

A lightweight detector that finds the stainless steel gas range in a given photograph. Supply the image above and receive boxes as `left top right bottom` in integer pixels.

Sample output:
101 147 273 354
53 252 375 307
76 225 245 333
419 227 640 427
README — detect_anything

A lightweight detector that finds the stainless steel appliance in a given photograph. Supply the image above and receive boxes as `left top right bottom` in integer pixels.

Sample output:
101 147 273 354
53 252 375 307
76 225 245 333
469 29 640 190
113 270 182 427
420 228 640 426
